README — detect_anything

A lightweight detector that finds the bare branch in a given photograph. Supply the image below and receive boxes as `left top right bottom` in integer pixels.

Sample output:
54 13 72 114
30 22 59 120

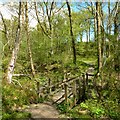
34 2 51 39
0 11 8 40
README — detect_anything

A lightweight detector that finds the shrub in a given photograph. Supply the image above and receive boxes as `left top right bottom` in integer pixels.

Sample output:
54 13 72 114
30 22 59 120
103 99 120 119
80 99 105 118
2 80 37 119
2 112 31 120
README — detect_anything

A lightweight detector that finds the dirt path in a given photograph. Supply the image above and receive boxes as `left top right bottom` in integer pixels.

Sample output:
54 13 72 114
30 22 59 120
24 102 61 118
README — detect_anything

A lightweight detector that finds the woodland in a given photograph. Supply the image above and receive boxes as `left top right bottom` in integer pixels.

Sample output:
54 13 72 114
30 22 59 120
0 1 120 119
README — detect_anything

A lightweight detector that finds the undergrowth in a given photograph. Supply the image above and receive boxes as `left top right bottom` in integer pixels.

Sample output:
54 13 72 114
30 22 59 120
2 78 37 119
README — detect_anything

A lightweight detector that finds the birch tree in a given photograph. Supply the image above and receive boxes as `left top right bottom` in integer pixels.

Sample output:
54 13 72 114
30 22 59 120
6 2 22 83
96 2 102 73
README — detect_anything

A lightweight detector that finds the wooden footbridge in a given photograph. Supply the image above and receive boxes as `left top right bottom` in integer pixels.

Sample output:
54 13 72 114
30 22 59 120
15 67 97 118
36 67 95 108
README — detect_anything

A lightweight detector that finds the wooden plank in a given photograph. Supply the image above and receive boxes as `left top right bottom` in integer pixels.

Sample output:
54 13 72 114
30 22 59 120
53 93 73 104
13 74 31 79
52 94 64 104
87 73 94 76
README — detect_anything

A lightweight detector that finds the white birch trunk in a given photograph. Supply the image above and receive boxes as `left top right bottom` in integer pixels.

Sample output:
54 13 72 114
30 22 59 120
6 2 21 83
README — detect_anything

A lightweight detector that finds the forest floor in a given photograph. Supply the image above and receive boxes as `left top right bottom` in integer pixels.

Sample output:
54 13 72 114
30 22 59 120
24 102 66 118
23 90 69 118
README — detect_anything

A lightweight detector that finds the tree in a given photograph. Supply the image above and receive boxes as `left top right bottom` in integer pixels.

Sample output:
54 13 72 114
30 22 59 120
44 2 54 55
66 1 76 64
96 2 102 73
34 2 54 56
6 2 22 83
113 2 120 78
114 2 119 38
107 1 111 57
25 2 36 77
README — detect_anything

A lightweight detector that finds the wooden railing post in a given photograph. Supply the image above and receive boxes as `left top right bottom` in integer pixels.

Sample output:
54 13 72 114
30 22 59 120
56 76 59 88
86 73 88 92
48 78 51 93
64 72 68 81
64 83 68 104
73 80 77 106
82 74 86 101
77 77 81 102
37 81 40 102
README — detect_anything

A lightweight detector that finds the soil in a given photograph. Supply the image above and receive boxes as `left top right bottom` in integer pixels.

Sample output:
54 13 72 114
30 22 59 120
24 102 61 118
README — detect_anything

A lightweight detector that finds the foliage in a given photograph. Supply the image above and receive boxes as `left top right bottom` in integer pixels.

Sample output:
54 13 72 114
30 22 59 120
103 99 120 119
68 108 92 119
2 112 31 120
56 103 68 114
2 79 37 119
80 99 105 118
1 2 119 120
80 98 120 119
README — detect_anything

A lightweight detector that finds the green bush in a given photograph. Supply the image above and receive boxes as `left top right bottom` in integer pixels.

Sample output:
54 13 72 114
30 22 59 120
80 99 105 118
2 112 31 120
2 80 37 119
103 99 120 119
57 103 68 113
80 98 120 119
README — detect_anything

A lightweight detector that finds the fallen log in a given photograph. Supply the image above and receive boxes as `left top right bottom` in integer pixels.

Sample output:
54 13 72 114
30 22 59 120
13 74 31 79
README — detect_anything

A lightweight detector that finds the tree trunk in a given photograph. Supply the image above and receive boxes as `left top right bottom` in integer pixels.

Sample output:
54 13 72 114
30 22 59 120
114 2 119 38
25 2 36 77
80 32 83 42
113 2 119 79
66 1 76 64
96 2 102 73
88 19 91 42
94 4 97 41
101 6 106 66
107 1 111 34
21 2 25 26
86 30 89 43
6 2 22 83
108 1 111 57
44 2 54 55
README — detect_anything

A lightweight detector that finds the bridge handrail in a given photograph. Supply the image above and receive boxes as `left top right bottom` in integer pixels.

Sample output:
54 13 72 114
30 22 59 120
37 72 95 107
48 76 79 89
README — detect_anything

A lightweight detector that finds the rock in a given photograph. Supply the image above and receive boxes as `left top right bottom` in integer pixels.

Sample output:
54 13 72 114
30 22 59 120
78 110 89 115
